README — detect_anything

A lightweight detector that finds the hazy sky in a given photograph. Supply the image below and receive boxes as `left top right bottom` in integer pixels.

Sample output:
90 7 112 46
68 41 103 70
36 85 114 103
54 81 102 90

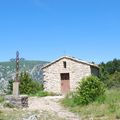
0 0 120 63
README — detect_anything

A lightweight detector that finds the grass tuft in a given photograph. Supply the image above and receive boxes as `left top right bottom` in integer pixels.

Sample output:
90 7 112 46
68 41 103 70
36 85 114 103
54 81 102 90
61 88 120 120
3 102 15 108
30 91 59 97
0 96 4 103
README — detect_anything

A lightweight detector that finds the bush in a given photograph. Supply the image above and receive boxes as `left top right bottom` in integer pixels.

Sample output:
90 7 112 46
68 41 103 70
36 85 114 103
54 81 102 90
99 59 120 89
108 72 120 88
74 76 106 105
19 72 43 95
7 72 43 95
7 80 13 94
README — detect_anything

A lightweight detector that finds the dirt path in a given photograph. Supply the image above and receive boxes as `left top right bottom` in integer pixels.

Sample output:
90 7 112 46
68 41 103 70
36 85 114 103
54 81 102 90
28 96 81 120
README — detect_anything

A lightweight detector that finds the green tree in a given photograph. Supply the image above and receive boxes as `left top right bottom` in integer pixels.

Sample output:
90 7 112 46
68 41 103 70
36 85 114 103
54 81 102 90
99 62 109 86
7 80 13 94
7 72 43 95
104 59 120 74
99 59 120 88
108 71 120 88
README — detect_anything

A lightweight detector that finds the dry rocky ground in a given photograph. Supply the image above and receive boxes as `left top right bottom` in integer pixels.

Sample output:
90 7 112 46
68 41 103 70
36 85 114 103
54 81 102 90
0 96 81 120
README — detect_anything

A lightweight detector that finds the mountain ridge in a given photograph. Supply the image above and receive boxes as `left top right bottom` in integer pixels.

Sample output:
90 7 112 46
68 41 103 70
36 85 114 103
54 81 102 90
0 60 49 93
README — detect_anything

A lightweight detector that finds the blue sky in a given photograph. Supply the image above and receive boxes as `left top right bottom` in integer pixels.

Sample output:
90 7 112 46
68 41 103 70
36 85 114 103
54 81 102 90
0 0 120 63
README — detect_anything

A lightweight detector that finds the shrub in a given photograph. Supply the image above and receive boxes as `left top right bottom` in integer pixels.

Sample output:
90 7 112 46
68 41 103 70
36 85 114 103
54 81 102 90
35 91 48 97
74 76 106 105
108 72 120 88
7 80 13 94
99 59 120 89
19 72 44 95
7 72 43 95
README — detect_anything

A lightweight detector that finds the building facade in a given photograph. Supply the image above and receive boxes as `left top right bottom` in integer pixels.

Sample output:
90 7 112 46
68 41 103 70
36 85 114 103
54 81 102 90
42 56 99 94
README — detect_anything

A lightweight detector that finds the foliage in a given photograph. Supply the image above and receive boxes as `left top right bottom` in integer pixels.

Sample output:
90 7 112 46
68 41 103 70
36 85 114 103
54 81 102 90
99 59 120 76
61 92 76 107
74 76 106 105
7 80 13 94
19 72 43 95
62 76 106 106
99 62 109 83
99 59 120 88
105 59 120 74
108 71 120 88
61 89 120 120
31 91 58 97
0 96 4 103
34 91 49 97
7 72 43 95
95 94 106 104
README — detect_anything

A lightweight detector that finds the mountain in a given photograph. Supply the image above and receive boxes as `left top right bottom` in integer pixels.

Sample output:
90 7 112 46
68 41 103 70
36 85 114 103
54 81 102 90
0 60 49 93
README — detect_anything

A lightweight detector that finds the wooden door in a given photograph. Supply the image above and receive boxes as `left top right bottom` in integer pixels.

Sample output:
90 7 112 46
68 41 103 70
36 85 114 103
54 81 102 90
60 73 70 94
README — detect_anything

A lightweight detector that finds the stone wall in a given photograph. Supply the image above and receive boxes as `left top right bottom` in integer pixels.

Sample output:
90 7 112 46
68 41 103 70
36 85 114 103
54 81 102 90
5 95 28 108
43 58 92 94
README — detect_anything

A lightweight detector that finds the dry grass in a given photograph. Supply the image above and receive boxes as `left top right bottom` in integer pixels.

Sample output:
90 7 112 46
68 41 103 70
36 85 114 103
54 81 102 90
0 96 4 103
61 89 120 120
0 108 64 120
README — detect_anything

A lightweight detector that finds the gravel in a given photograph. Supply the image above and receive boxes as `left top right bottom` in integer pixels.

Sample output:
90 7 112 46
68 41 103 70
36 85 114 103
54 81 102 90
28 96 81 120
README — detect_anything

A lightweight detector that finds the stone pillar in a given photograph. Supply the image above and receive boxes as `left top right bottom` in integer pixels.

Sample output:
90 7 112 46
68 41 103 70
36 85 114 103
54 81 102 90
13 82 20 98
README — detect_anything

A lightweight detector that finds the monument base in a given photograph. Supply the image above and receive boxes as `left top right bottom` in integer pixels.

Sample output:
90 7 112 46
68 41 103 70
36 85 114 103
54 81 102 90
13 82 20 98
5 95 28 108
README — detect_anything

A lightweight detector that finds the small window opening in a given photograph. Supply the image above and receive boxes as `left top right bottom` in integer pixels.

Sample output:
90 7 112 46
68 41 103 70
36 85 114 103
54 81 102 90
60 73 69 80
63 61 66 68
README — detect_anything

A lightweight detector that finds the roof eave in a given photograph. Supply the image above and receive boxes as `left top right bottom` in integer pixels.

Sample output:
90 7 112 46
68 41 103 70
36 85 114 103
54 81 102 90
42 56 99 70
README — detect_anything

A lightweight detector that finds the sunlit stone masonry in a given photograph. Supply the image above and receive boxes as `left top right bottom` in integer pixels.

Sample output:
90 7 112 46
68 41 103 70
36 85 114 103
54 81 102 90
42 56 99 94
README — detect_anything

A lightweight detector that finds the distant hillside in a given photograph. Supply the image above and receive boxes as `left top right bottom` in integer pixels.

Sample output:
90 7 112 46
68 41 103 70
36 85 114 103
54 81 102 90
0 60 49 93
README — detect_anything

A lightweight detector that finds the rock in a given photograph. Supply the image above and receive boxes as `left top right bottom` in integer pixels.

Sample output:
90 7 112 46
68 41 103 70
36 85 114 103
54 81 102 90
5 95 28 108
22 115 38 120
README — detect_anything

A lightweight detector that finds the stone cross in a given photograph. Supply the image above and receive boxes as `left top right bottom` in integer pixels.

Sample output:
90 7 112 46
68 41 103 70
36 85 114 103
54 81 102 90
16 51 19 82
13 51 20 98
